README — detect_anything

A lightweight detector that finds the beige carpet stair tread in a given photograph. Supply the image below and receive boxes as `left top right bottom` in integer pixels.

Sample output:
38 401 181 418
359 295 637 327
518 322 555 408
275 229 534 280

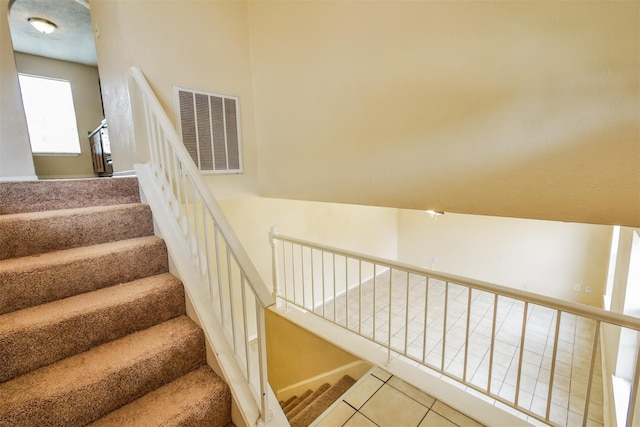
287 383 331 420
0 177 141 214
284 389 313 415
0 273 185 382
0 236 168 315
0 316 205 427
289 375 356 427
88 365 231 427
281 395 298 408
0 203 154 260
0 178 233 427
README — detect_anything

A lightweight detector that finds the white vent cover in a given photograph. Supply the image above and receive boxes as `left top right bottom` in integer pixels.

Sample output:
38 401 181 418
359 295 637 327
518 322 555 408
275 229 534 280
174 86 243 174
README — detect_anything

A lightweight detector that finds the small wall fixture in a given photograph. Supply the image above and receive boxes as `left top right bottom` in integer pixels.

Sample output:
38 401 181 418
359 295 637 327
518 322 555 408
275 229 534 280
28 17 57 34
425 210 444 218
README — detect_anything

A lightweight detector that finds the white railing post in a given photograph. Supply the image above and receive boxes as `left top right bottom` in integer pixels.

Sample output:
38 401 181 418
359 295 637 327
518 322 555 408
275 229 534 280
627 337 640 427
545 310 562 421
582 320 601 427
487 293 498 394
514 301 528 407
269 227 280 308
255 304 271 426
387 269 393 366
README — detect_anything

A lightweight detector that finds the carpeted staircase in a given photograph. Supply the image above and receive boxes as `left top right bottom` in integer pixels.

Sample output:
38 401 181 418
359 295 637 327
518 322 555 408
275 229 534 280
0 177 233 427
280 375 356 427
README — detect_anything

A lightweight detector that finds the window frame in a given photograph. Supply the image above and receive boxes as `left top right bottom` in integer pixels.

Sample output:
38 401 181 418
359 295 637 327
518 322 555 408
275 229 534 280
18 73 82 156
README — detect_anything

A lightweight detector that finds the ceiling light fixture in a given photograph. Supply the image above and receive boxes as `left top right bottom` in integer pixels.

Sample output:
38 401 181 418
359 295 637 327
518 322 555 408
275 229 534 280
28 17 57 34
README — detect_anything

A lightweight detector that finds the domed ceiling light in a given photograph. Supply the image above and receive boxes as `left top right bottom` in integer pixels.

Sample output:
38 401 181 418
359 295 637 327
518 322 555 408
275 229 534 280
27 17 57 34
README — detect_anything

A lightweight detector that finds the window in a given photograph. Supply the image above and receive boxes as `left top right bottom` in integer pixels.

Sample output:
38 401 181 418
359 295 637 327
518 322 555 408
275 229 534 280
175 86 242 174
18 74 81 155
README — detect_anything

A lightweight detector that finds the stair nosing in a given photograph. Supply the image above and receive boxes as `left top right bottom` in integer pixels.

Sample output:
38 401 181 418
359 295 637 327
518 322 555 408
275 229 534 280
0 316 203 407
0 272 182 331
0 235 164 271
0 273 185 382
87 365 230 427
0 203 150 221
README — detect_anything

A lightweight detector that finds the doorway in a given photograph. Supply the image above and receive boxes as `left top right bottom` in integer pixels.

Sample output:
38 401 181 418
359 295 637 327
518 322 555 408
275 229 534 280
8 0 105 179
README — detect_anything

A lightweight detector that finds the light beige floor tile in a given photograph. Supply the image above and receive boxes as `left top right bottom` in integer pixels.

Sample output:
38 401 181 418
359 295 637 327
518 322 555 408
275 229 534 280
316 402 356 427
345 375 384 409
548 403 569 426
529 396 548 415
344 412 378 427
431 401 484 427
419 410 457 427
361 384 428 427
371 367 391 382
388 376 436 408
567 410 588 426
587 402 604 424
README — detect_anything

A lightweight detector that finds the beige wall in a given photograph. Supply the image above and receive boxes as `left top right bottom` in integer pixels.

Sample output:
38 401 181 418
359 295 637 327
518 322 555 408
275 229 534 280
397 210 612 306
90 0 136 175
91 0 259 198
0 0 36 180
14 53 103 178
265 308 360 393
249 1 640 227
218 197 398 288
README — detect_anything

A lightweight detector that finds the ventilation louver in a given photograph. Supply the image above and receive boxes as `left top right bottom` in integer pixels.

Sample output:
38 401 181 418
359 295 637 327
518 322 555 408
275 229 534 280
175 87 242 174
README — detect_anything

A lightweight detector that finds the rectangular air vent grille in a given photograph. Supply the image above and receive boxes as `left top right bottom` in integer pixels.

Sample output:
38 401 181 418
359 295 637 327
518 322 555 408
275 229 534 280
175 87 242 173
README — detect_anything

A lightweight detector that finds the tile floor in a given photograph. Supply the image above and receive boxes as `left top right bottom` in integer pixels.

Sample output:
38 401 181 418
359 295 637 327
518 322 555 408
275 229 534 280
314 367 485 427
304 269 604 426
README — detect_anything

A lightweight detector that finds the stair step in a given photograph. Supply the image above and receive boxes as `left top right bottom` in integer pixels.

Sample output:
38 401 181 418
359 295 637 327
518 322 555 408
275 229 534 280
283 389 313 415
289 375 356 427
281 395 298 409
0 273 185 383
88 365 231 427
287 383 331 420
0 316 205 427
0 204 154 260
0 177 141 214
0 236 168 315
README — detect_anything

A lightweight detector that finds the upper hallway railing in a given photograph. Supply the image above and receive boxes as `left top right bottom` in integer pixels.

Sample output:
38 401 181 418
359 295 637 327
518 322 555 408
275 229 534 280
270 229 640 427
130 66 279 426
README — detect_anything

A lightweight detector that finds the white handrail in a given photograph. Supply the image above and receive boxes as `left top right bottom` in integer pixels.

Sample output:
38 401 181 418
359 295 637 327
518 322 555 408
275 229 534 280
131 66 273 308
270 232 640 331
270 229 640 427
129 66 278 426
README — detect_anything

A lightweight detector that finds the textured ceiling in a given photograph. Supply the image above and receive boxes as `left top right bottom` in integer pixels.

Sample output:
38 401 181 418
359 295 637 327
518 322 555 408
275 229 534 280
9 0 97 66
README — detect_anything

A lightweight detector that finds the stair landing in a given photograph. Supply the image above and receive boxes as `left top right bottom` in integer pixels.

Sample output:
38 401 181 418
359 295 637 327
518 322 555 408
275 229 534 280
314 367 485 427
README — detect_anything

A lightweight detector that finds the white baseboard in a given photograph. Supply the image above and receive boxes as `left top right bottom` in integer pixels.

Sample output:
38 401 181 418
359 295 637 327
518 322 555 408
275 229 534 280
0 175 38 182
112 169 136 177
276 360 372 402
37 174 96 180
